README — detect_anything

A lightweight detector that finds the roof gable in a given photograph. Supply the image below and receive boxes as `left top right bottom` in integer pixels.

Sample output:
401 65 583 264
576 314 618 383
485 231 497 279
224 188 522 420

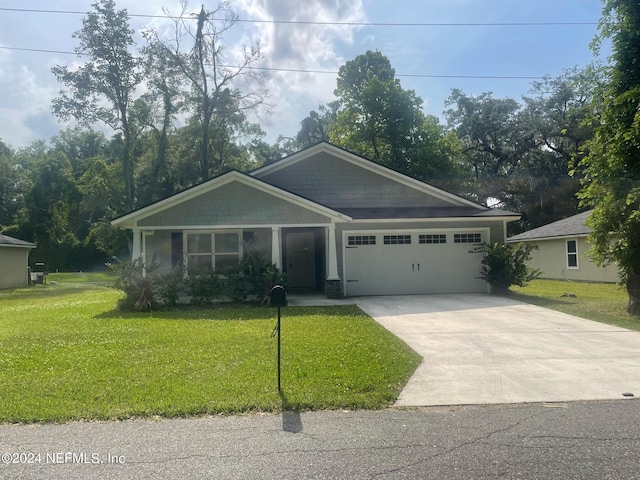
112 170 351 229
251 142 486 211
508 210 592 242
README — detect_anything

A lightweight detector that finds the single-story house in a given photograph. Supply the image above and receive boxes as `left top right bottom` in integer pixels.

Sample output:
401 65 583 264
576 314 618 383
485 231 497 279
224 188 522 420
507 210 619 283
112 142 520 297
0 234 36 289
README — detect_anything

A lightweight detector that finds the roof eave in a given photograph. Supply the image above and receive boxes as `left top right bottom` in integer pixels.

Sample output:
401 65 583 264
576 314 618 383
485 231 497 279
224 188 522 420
507 233 589 243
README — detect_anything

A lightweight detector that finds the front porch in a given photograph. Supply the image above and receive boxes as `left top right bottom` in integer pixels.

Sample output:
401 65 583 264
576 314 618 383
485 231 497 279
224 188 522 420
131 223 343 298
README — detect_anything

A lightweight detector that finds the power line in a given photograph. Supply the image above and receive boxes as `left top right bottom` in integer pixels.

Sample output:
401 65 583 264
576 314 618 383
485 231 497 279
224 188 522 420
0 7 601 26
0 46 76 56
0 46 545 80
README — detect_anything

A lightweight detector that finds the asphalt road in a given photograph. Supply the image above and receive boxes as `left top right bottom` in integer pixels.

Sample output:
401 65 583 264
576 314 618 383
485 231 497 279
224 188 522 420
1 399 639 479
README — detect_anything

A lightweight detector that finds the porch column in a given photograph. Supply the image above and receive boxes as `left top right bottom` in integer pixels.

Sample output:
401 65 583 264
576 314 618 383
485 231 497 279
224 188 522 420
271 227 281 269
327 223 339 280
132 228 142 262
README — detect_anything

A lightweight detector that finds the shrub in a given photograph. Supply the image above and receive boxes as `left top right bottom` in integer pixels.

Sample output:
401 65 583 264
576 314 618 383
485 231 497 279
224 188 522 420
154 264 187 307
186 267 223 305
472 242 541 294
109 257 161 311
111 252 286 310
226 251 287 303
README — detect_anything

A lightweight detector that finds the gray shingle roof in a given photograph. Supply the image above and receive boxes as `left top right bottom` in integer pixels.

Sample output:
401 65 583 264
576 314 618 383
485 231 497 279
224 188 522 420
337 206 520 220
507 210 593 242
0 234 36 248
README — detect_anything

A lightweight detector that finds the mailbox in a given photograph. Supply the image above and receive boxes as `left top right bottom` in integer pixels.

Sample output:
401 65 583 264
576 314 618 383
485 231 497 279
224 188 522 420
270 285 287 307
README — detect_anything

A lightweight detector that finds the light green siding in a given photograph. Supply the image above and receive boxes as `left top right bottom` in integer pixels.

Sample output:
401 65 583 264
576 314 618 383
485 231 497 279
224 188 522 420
0 247 30 289
527 237 619 283
138 182 331 227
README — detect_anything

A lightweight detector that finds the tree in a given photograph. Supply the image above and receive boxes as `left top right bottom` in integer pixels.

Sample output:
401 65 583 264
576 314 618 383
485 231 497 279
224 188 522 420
147 2 267 181
517 66 605 227
445 67 604 231
18 152 84 271
578 0 640 315
444 89 529 202
332 51 423 164
330 50 460 184
51 0 142 210
0 140 19 228
296 102 339 148
49 128 110 179
135 39 188 203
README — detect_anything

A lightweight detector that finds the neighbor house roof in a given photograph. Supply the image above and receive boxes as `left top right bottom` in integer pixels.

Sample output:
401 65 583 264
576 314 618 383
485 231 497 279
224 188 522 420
0 234 36 248
507 210 593 242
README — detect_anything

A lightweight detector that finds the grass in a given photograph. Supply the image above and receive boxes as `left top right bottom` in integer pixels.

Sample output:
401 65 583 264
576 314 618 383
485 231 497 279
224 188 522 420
509 279 639 331
47 271 117 284
0 282 420 424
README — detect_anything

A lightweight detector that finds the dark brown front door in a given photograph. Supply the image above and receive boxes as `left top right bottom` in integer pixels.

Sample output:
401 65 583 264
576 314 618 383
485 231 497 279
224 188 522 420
285 232 316 289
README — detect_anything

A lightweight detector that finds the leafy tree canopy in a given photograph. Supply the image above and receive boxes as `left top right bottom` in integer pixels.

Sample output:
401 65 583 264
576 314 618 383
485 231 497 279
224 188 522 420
578 0 640 315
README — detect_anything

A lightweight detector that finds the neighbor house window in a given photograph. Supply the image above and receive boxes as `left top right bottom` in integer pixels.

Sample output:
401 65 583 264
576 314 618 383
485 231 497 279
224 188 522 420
419 234 446 244
186 232 241 272
454 233 482 244
566 239 579 269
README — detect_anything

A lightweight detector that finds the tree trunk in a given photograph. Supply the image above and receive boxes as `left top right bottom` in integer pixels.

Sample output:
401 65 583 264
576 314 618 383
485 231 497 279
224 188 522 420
200 107 211 180
627 269 640 316
121 115 135 212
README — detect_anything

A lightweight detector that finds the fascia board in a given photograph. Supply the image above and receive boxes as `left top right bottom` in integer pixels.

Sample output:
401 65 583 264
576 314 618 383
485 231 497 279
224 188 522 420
506 233 589 243
349 215 522 223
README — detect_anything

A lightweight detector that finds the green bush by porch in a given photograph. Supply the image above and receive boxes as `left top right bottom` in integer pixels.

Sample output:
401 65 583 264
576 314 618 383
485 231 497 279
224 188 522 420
0 281 420 423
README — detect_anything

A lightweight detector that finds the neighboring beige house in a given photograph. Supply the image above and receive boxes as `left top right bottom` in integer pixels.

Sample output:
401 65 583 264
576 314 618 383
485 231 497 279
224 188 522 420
507 210 619 283
0 234 36 289
112 142 521 297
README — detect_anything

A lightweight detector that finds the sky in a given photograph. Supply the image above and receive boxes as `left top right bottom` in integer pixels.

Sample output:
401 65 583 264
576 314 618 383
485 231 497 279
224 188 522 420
0 0 607 150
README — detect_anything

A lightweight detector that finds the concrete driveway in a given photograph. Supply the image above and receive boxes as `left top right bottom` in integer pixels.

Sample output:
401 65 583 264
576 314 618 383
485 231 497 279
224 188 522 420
356 294 640 407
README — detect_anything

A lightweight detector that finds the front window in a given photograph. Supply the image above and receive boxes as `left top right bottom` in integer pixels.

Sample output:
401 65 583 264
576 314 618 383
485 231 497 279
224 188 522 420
566 239 579 269
186 232 241 273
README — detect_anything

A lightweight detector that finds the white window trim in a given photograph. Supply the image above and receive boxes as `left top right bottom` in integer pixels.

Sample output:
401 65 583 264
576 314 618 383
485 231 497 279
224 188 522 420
566 239 579 270
184 229 243 272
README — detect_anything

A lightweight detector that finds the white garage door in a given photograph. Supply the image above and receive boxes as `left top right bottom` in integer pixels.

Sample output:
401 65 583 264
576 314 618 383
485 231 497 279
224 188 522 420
344 230 487 296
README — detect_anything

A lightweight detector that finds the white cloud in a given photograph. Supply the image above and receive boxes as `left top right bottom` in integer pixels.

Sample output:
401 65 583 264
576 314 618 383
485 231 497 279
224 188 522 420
233 0 367 140
0 0 603 149
0 47 60 147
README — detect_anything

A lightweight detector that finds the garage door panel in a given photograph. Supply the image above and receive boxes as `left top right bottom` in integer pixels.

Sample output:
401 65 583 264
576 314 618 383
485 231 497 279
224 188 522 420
345 231 487 296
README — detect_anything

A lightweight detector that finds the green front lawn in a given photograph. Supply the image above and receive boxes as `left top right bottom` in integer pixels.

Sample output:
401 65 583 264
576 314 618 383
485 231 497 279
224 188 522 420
510 279 639 331
0 282 420 423
47 271 117 284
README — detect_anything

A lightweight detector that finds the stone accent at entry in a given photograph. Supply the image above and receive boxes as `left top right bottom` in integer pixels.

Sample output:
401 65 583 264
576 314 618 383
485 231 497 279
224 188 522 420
326 279 343 299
